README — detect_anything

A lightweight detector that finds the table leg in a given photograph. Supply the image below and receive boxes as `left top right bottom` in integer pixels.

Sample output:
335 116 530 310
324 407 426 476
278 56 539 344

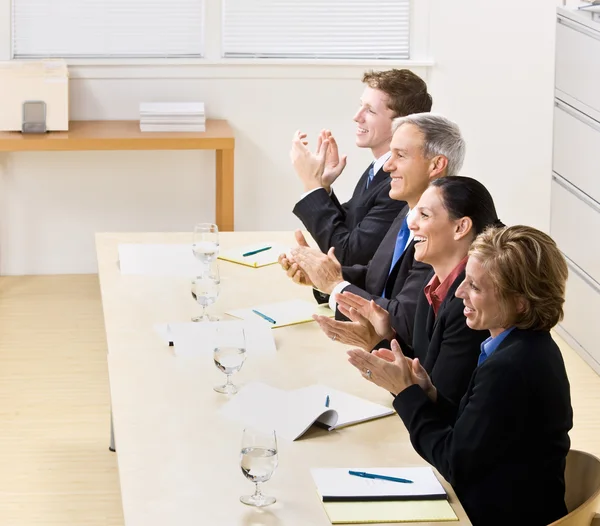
216 148 234 231
109 411 116 452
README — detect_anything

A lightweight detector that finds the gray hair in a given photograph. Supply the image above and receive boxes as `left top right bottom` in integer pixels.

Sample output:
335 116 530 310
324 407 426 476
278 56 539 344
392 113 466 176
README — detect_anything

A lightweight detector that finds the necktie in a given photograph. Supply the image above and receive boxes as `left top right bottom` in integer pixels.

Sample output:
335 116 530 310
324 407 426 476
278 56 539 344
365 163 376 189
382 217 410 298
388 217 410 276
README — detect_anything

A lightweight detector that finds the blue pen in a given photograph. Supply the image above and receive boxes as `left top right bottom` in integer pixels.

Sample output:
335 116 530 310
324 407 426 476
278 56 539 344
243 246 272 257
252 309 276 324
325 395 330 407
348 470 413 484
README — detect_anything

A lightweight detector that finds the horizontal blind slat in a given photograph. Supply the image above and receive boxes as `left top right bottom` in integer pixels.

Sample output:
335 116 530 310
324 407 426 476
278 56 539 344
222 0 410 60
12 0 205 58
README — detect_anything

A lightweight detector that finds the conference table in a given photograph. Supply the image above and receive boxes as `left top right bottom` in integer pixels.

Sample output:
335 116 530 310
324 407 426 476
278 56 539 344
96 231 471 526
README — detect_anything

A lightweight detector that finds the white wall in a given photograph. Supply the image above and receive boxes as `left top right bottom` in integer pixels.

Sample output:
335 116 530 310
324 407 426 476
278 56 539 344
0 0 558 275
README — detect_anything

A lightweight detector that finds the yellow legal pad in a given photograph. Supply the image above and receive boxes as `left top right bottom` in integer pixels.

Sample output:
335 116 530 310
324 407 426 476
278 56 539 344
218 243 290 268
226 299 334 329
323 500 458 524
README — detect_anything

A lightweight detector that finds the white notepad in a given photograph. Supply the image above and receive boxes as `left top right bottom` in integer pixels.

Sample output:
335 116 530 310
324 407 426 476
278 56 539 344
219 383 394 441
226 299 334 328
154 321 276 356
118 243 202 276
218 243 289 268
311 467 448 502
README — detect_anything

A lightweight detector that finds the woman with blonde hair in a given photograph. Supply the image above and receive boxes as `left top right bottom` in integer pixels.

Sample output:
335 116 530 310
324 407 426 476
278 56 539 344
347 226 573 526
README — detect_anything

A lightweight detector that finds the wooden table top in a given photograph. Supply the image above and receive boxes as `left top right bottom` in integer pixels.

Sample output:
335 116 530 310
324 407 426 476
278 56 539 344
0 119 234 151
96 231 471 526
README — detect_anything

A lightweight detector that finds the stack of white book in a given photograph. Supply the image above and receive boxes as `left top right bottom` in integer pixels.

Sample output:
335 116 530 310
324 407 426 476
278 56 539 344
139 102 206 132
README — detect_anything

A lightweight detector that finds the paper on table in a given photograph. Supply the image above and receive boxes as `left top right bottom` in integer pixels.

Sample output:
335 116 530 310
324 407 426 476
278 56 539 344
219 383 392 441
218 243 290 268
310 467 447 502
118 244 203 276
154 321 276 356
226 299 334 328
322 500 458 524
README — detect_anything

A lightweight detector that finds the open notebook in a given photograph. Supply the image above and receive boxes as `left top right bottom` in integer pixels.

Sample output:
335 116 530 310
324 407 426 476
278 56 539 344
219 383 394 441
311 467 457 524
218 243 289 268
226 299 334 328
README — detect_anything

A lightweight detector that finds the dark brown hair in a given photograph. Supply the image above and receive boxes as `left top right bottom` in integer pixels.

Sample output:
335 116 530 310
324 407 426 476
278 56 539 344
362 69 433 117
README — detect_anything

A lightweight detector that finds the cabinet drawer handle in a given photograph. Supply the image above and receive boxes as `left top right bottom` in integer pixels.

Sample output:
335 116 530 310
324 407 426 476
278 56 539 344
565 256 600 295
552 173 600 213
555 99 600 133
558 15 600 41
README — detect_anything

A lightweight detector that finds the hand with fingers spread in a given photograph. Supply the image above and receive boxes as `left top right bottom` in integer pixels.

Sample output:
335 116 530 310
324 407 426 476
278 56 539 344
317 129 348 191
313 307 381 351
290 130 328 193
277 230 314 287
291 246 344 294
336 291 395 342
347 340 437 400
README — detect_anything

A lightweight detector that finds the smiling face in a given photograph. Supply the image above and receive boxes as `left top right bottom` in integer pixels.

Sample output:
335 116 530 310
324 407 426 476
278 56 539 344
384 123 436 207
353 86 396 159
408 186 471 267
455 257 509 337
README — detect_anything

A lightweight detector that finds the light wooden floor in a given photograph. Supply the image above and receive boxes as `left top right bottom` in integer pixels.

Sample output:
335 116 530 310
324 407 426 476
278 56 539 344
0 275 599 525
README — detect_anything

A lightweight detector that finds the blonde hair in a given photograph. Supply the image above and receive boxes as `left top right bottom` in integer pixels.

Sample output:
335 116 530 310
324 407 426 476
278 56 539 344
469 225 568 331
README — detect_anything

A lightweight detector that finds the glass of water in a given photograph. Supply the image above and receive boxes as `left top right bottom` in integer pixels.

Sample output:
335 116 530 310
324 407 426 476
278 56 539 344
213 326 246 394
240 427 278 507
191 264 220 322
192 223 219 268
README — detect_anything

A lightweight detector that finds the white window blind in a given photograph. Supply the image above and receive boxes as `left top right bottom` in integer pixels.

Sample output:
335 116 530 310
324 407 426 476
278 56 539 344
223 0 410 60
12 0 205 58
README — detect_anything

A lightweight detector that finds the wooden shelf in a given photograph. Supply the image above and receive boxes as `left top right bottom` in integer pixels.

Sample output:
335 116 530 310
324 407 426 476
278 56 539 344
0 119 234 152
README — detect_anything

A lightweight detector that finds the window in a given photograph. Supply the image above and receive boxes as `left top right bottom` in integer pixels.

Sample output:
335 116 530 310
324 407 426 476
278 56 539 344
11 0 205 58
222 0 410 60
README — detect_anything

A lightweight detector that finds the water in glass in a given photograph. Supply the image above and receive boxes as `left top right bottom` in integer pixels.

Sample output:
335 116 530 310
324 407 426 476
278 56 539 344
240 428 278 507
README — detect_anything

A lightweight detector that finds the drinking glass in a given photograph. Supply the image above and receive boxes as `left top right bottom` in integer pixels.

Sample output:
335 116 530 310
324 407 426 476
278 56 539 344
191 264 220 322
213 326 246 394
240 428 278 507
192 223 219 269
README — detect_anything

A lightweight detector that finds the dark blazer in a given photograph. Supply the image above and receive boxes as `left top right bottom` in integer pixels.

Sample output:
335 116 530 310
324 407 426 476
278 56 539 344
293 164 406 266
339 206 432 349
395 329 573 526
408 270 488 406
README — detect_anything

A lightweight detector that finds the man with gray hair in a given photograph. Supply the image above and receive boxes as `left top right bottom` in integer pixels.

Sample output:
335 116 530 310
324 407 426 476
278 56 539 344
284 113 466 349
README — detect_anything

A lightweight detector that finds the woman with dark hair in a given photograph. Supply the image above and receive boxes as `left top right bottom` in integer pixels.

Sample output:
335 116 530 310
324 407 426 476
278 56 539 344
315 176 502 404
347 226 572 526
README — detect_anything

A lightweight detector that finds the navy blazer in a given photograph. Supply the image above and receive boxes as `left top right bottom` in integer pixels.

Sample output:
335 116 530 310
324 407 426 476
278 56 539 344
409 270 488 406
293 163 406 266
395 329 573 526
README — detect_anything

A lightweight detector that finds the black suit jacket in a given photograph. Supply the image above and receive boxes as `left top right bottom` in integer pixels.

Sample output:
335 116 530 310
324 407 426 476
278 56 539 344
339 206 432 349
409 270 488 406
293 164 406 266
395 329 573 526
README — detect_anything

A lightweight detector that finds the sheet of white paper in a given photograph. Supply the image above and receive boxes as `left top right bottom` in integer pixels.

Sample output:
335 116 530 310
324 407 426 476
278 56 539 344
226 299 333 328
218 242 290 268
118 244 203 276
154 321 276 356
293 385 394 429
219 382 336 441
310 466 447 500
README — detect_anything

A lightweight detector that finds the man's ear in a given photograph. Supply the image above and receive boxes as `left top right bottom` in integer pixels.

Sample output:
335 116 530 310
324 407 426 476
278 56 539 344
429 155 448 179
